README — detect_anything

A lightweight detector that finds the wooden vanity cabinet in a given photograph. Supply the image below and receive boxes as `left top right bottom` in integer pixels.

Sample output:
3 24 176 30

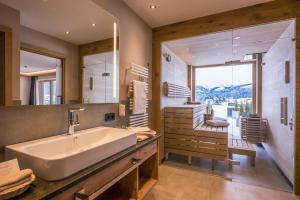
52 140 158 200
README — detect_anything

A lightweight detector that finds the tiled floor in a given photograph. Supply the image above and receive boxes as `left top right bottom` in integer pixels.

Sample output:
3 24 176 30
144 163 298 200
162 145 292 192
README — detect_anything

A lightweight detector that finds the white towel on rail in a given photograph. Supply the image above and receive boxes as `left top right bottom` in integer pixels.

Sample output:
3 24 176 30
133 80 147 114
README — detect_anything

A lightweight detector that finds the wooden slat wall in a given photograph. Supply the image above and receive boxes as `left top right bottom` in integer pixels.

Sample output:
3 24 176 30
164 105 228 161
164 82 191 98
0 31 5 106
128 64 149 127
240 117 267 143
152 0 300 193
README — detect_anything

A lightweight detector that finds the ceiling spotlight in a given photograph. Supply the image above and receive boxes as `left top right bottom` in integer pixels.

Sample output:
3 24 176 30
92 23 96 27
234 36 241 40
65 31 70 35
150 5 157 9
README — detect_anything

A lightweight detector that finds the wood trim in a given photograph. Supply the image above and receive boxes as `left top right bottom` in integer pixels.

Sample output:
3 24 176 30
256 53 263 115
152 0 300 194
252 62 257 114
193 60 256 68
192 67 196 101
187 65 192 102
0 25 12 106
20 43 67 104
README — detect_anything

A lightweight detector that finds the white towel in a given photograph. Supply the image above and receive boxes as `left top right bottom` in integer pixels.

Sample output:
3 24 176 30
128 127 157 142
132 80 147 114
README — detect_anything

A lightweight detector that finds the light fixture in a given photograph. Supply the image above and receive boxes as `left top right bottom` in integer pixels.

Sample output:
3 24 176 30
234 36 241 40
113 22 117 98
92 23 96 27
150 5 157 9
20 69 56 76
65 31 70 35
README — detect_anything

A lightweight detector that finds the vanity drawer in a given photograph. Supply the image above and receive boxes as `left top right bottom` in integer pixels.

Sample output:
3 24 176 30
52 152 139 200
138 141 157 162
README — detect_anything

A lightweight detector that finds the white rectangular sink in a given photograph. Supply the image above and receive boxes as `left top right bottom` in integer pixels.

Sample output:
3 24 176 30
5 127 137 181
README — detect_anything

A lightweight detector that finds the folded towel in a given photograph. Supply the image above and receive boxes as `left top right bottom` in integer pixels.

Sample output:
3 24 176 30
128 127 157 141
128 126 150 132
0 175 35 199
137 135 150 142
128 127 156 135
0 169 33 192
132 80 147 114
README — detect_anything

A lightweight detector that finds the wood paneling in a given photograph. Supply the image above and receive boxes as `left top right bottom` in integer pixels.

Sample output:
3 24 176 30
0 25 12 106
0 31 5 106
152 0 300 194
164 105 229 162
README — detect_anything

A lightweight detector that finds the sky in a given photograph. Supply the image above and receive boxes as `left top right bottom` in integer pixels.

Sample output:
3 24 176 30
195 64 252 88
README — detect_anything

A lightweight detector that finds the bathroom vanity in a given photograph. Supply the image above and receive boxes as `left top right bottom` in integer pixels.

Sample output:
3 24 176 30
2 135 159 200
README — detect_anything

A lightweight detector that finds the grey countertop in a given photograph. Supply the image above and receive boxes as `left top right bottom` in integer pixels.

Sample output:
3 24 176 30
0 135 159 200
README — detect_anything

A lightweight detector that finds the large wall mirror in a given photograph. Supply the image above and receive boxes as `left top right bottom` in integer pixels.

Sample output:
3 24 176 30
0 0 119 106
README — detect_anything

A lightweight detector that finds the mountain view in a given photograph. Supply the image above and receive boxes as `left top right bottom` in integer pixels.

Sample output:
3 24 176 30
195 83 252 103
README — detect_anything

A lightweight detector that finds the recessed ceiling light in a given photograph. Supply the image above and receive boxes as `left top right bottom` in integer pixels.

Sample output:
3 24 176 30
234 36 241 40
150 5 157 9
92 23 96 27
65 31 70 35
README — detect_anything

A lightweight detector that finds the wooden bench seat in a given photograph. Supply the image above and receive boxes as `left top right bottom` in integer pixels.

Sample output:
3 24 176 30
164 105 229 168
228 138 256 166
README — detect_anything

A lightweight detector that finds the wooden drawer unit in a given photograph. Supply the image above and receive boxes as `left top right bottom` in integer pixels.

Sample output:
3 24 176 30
52 152 139 200
51 140 159 200
138 141 157 162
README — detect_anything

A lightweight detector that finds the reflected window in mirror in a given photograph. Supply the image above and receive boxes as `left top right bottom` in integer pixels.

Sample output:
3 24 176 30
83 50 119 104
20 50 63 105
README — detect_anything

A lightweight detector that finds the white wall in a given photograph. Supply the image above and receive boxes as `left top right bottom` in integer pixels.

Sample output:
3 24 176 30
262 21 295 183
160 44 188 160
161 44 188 108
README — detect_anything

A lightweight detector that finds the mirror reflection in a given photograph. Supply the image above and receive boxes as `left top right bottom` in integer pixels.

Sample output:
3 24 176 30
20 50 63 105
0 0 119 106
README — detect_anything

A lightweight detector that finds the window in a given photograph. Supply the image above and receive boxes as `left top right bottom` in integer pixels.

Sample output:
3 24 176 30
194 64 253 136
38 80 57 105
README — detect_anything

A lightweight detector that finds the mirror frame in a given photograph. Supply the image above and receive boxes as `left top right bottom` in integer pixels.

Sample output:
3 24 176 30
20 43 66 105
0 25 12 106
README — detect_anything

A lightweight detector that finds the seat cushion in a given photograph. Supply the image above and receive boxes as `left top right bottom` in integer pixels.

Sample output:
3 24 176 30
206 119 230 127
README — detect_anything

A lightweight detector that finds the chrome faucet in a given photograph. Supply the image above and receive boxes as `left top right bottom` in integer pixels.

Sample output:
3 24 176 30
68 108 85 135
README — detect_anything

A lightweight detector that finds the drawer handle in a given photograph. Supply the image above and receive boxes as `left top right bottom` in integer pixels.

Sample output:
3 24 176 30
131 158 141 165
74 158 141 200
75 189 89 200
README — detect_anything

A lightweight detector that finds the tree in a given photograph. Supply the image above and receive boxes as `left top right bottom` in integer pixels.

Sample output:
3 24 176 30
234 100 239 111
245 101 250 114
239 102 244 115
